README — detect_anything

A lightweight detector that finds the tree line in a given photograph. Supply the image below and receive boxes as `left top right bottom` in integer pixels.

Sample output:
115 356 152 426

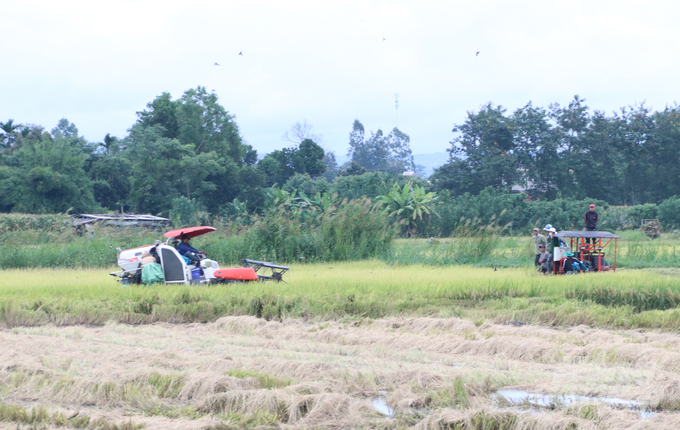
0 87 414 217
2 89 680 233
431 96 680 205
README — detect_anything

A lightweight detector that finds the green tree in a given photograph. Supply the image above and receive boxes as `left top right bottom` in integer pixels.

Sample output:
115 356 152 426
511 103 561 198
124 124 222 214
433 104 519 195
258 139 326 187
347 120 415 174
133 87 256 213
0 124 97 213
0 119 22 151
331 171 394 200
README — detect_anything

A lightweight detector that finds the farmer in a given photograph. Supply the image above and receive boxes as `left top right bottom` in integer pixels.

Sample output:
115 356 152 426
543 225 560 254
177 234 207 263
532 228 547 267
561 251 586 274
543 225 561 273
584 204 598 244
538 245 551 274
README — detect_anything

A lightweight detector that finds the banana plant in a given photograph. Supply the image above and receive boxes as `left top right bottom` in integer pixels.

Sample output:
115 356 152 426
375 182 437 237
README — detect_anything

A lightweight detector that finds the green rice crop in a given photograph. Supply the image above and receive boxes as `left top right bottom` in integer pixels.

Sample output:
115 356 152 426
2 262 680 331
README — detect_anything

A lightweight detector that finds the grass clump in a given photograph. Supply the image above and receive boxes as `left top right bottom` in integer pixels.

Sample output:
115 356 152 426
204 409 280 429
0 402 145 429
425 377 471 409
567 287 680 312
226 369 293 389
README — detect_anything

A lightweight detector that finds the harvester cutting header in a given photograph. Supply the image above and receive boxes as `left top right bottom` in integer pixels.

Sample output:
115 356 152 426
111 226 288 285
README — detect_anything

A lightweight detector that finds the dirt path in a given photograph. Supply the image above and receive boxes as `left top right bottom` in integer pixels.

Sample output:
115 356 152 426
2 317 680 429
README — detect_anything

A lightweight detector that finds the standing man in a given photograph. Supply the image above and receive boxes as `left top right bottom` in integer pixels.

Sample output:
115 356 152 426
584 204 598 244
532 227 547 268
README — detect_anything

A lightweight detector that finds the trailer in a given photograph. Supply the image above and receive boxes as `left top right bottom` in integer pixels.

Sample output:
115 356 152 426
640 219 661 238
554 231 619 273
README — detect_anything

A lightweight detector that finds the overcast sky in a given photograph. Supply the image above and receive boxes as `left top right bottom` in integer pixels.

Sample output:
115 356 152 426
2 0 679 156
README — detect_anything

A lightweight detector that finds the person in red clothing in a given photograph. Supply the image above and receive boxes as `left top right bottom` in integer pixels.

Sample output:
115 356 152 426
584 204 598 244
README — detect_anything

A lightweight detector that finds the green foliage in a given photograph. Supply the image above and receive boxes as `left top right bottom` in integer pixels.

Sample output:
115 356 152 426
0 213 70 232
659 196 680 229
205 197 394 264
434 98 680 205
423 188 529 237
375 182 438 237
226 369 293 389
169 196 210 226
125 123 223 215
330 171 417 201
282 173 331 197
0 122 99 213
347 120 415 174
567 286 680 313
257 139 326 187
0 402 144 429
629 203 659 226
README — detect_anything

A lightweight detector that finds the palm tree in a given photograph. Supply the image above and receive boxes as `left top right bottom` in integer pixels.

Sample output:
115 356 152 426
0 119 22 149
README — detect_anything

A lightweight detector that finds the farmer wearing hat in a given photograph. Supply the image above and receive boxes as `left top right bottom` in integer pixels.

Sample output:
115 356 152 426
561 251 587 273
532 227 547 267
584 204 598 244
177 234 207 263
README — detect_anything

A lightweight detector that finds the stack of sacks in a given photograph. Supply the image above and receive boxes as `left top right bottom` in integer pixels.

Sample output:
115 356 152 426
141 251 156 266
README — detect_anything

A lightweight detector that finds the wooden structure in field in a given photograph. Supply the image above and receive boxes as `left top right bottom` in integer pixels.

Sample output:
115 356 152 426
71 214 170 229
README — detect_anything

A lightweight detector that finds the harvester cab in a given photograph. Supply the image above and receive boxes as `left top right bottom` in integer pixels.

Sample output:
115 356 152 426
110 226 289 285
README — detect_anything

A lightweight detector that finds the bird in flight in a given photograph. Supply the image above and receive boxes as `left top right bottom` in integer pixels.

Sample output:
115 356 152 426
238 52 243 56
214 62 220 66
476 51 480 56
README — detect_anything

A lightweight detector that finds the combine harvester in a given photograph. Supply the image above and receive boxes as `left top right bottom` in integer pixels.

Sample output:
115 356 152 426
110 226 289 285
554 230 618 273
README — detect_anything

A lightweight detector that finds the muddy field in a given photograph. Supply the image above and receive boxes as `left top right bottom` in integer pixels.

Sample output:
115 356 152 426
3 316 680 429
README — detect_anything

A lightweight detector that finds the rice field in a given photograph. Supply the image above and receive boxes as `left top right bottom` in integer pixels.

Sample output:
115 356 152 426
3 261 680 428
5 315 680 429
2 262 680 330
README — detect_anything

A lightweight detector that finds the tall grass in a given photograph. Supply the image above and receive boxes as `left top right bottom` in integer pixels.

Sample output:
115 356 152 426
0 228 162 269
2 215 679 270
387 218 528 267
203 197 395 264
0 198 394 268
0 213 71 232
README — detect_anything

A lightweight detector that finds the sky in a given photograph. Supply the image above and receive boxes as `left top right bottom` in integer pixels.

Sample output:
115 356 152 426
2 0 680 157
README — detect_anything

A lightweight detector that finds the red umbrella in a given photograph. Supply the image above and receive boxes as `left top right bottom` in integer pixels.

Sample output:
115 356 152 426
164 226 216 239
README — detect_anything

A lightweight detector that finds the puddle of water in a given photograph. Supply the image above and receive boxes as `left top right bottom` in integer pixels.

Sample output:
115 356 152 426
495 389 654 419
371 397 394 417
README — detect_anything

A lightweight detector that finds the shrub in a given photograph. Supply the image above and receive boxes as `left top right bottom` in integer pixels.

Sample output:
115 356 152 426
659 196 680 229
0 213 70 232
629 203 659 226
204 198 395 264
600 206 635 231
